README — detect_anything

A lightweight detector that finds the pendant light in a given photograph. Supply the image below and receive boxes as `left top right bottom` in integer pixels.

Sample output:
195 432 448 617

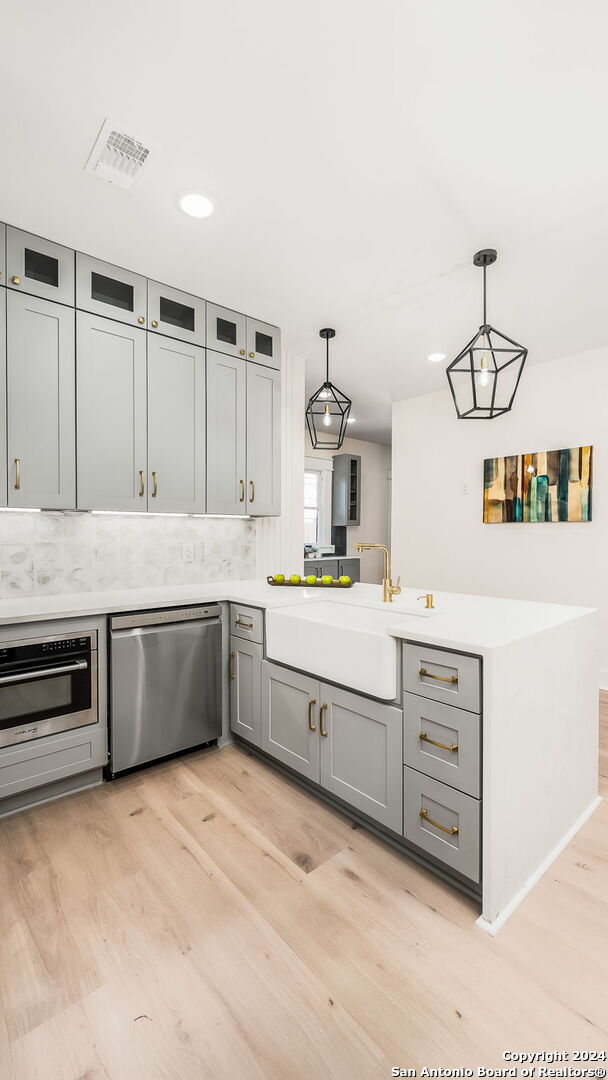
306 328 352 449
446 249 528 419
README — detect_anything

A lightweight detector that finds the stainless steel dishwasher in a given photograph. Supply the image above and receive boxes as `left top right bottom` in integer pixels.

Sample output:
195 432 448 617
109 605 222 774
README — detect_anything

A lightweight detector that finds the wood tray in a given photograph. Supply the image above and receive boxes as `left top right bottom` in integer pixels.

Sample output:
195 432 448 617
266 576 354 589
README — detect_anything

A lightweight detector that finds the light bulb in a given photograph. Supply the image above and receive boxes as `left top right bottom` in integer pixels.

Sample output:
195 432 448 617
320 387 331 400
477 337 492 388
322 404 332 427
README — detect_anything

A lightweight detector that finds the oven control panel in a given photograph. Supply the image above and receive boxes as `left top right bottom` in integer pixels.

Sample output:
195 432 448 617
0 632 95 665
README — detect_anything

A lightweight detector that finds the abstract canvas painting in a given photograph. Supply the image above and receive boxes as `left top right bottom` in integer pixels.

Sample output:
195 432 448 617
483 446 593 523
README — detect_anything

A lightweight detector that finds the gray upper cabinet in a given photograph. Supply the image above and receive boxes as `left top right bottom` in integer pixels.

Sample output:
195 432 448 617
147 280 205 347
7 291 75 509
206 350 247 515
147 334 206 513
246 362 281 516
230 637 263 747
0 222 6 285
261 661 320 781
76 253 147 328
76 312 147 511
332 453 361 527
6 227 74 307
0 291 6 507
206 302 247 358
246 318 281 370
318 684 403 833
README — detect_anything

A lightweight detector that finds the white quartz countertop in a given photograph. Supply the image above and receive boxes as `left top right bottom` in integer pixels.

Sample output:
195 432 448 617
0 579 595 653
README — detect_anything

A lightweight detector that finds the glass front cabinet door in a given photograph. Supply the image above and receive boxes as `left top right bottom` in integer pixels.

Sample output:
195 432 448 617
206 302 247 359
6 227 75 306
246 318 281 370
147 281 205 347
76 253 147 328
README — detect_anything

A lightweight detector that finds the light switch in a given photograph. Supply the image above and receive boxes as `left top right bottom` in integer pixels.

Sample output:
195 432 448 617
182 543 194 562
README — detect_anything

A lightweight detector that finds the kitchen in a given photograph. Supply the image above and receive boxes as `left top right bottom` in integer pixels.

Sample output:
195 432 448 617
1 3 607 1078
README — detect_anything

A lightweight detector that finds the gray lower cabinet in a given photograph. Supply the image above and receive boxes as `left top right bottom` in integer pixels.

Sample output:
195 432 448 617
76 312 147 510
7 291 76 509
76 253 147 328
6 227 75 306
0 290 6 506
403 692 481 799
206 350 247 515
402 643 481 714
319 685 403 833
230 637 262 746
403 765 480 884
147 334 206 513
261 661 320 781
338 558 360 582
246 362 280 516
0 724 107 801
304 559 338 579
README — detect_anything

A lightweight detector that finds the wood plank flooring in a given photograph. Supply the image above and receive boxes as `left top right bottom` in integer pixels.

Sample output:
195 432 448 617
1 694 607 1079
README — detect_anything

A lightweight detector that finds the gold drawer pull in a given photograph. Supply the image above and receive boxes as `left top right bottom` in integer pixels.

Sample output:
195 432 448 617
419 731 458 752
308 697 317 732
229 651 236 679
138 469 145 497
249 479 255 503
239 479 245 503
319 703 328 737
419 667 458 684
420 807 459 835
14 458 21 491
151 471 158 498
235 618 253 629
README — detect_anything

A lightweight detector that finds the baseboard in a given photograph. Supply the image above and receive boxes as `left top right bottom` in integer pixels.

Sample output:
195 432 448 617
476 794 603 936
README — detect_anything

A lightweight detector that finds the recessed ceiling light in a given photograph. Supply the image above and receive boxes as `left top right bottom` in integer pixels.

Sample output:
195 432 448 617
347 417 357 424
427 352 446 363
178 191 214 218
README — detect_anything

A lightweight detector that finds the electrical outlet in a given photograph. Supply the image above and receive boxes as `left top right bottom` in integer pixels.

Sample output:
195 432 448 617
182 543 194 562
461 481 471 496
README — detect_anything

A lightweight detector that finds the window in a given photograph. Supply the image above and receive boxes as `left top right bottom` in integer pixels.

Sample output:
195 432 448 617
304 470 321 543
304 457 333 547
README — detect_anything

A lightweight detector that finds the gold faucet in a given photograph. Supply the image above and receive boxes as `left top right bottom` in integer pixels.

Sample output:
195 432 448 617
356 543 401 603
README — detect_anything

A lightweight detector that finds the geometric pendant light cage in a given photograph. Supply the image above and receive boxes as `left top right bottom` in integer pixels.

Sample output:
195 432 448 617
446 249 528 419
306 328 352 449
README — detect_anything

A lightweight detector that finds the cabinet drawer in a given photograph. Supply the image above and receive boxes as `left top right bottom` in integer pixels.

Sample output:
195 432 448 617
402 643 481 713
403 766 480 884
76 253 147 327
230 603 264 643
0 725 107 802
403 692 480 798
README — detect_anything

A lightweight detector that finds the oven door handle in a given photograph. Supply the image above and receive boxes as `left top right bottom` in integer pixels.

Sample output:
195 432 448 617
0 659 88 685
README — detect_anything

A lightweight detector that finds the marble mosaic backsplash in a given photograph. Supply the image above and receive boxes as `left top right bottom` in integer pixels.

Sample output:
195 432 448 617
0 512 257 597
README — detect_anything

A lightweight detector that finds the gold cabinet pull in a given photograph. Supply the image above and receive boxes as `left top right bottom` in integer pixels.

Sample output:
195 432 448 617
151 320 159 328
419 667 458 684
137 315 145 324
152 471 158 498
12 275 21 285
235 618 253 629
14 458 21 490
319 703 328 737
308 697 317 732
138 470 145 497
420 807 459 835
249 351 255 358
419 731 458 752
249 480 255 503
239 348 246 356
229 651 236 680
239 479 245 503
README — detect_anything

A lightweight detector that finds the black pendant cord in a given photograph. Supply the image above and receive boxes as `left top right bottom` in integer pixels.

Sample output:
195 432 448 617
325 335 330 385
483 265 487 326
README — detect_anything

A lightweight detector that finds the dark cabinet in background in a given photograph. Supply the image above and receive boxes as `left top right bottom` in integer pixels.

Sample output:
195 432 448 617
332 453 361 527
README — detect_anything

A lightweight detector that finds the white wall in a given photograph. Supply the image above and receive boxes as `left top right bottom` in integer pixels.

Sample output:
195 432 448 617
392 345 607 684
308 436 391 583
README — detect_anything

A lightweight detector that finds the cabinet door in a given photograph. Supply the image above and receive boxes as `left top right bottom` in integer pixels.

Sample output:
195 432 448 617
332 454 361 527
76 312 147 511
246 318 281 370
261 661 320 781
206 302 246 358
147 334 206 513
246 362 280 516
6 227 74 306
0 290 6 506
206 350 246 515
319 684 403 833
0 222 6 285
7 292 75 509
338 559 360 583
230 637 262 746
76 253 147 328
147 281 205 347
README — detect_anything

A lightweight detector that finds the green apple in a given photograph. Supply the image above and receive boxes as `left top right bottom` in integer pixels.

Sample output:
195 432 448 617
305 575 318 585
273 574 285 583
321 575 333 585
289 574 301 584
338 575 351 585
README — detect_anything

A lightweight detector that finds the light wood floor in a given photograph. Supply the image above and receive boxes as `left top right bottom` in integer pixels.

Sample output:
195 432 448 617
1 696 607 1079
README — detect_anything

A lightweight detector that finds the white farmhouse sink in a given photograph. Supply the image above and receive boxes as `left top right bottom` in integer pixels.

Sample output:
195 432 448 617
265 601 408 700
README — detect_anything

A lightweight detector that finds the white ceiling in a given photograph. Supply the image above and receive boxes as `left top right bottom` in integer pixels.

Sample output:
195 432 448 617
1 0 607 443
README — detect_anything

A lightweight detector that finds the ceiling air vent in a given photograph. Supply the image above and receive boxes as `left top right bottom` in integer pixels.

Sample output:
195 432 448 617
85 118 151 190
